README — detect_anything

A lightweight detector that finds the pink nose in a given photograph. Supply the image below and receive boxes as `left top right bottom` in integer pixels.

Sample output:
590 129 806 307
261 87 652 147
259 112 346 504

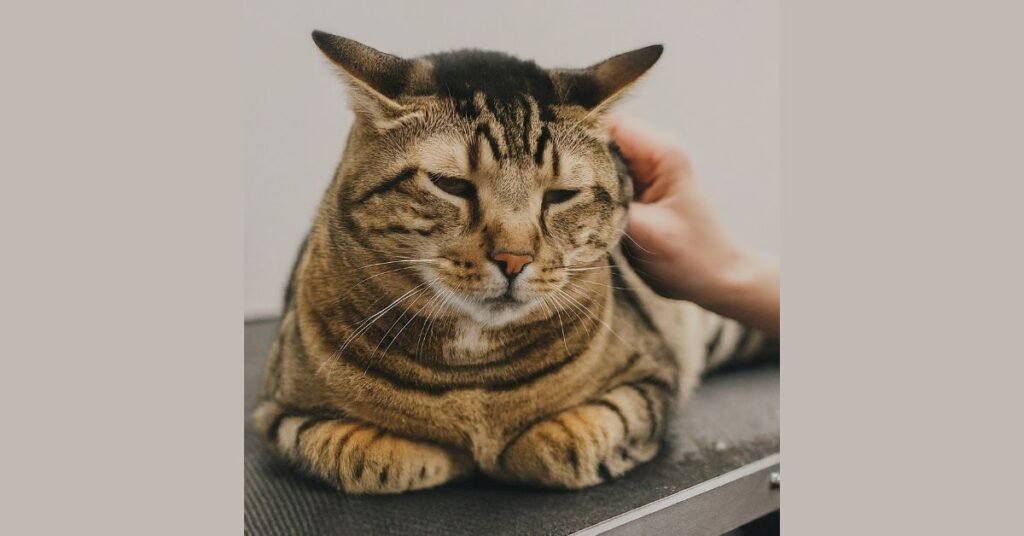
491 252 534 275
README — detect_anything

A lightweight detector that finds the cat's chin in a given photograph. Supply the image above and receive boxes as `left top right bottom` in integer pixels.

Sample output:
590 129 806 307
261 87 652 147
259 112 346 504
447 293 540 328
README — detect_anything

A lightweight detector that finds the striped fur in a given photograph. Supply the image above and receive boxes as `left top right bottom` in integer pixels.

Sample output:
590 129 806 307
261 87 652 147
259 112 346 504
253 33 776 494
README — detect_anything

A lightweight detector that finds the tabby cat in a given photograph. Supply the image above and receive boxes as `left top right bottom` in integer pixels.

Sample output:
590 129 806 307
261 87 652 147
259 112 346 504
253 30 771 494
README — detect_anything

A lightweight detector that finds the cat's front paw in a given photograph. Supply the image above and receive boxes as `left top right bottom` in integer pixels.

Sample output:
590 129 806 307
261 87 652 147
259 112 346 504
255 401 475 494
496 392 663 489
332 427 475 494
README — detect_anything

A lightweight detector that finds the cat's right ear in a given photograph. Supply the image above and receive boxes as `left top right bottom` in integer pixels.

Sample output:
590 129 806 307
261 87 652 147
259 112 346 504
311 31 422 123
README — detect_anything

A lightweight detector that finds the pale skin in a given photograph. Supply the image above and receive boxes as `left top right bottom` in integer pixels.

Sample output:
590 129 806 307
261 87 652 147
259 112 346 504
611 117 780 339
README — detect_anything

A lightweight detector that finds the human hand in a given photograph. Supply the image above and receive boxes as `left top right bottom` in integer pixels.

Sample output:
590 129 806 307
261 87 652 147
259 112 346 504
611 117 779 336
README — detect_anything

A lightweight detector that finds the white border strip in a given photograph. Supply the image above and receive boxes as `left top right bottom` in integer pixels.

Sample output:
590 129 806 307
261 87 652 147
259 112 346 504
572 453 781 536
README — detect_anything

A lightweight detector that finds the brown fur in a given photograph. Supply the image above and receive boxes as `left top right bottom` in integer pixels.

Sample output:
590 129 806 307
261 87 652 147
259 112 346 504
253 32 770 494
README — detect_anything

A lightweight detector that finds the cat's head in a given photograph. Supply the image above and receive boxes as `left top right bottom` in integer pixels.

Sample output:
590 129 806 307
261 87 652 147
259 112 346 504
314 31 661 326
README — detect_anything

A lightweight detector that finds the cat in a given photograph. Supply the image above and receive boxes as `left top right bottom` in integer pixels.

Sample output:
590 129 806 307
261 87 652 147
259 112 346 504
252 30 771 494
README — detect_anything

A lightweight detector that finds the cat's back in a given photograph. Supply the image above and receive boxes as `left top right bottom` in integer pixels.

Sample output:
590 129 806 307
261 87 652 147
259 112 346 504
609 248 708 398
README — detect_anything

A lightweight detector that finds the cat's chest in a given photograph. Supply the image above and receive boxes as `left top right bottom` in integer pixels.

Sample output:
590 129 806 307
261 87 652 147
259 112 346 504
441 320 499 364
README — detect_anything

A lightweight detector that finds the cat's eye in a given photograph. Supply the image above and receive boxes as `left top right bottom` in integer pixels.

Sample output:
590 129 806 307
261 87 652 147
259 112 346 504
543 189 579 206
428 173 476 199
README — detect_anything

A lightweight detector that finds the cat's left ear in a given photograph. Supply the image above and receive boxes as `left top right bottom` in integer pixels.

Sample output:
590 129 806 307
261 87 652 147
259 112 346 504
551 45 663 114
311 31 428 125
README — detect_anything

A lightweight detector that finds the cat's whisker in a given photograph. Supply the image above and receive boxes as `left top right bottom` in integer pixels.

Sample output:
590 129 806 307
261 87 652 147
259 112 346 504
364 251 414 261
571 278 630 291
552 289 595 340
565 286 614 343
547 261 606 270
425 289 458 356
435 284 465 352
619 230 658 256
356 258 443 270
555 287 634 350
423 291 452 358
434 286 462 347
378 284 443 366
370 282 435 361
352 264 424 287
543 294 570 354
356 282 436 375
560 266 612 273
322 281 433 374
414 286 450 358
416 284 457 360
535 293 556 322
552 289 598 339
548 291 589 342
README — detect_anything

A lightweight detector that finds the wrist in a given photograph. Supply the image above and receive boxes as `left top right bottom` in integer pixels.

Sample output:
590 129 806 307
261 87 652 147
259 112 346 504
703 252 774 310
699 253 780 337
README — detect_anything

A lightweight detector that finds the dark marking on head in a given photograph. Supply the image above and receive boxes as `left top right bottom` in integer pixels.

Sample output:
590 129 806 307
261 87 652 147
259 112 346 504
485 94 500 117
425 50 560 116
475 123 502 163
534 126 550 166
592 186 614 207
455 97 476 118
357 167 418 204
467 200 482 231
519 94 533 154
468 135 480 171
551 144 561 178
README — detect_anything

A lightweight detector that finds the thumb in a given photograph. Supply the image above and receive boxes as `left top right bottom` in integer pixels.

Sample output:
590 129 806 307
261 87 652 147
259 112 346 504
609 116 668 189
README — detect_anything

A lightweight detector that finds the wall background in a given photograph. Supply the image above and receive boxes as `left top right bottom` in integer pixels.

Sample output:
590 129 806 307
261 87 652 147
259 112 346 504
244 0 779 319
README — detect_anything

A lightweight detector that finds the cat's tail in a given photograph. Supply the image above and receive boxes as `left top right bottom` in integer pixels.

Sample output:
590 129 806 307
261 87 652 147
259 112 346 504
700 313 779 374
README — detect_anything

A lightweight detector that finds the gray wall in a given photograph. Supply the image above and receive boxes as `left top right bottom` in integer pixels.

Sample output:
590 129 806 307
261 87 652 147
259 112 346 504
244 0 779 318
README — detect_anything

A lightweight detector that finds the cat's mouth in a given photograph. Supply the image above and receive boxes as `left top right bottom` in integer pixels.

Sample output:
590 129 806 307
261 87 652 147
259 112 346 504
437 286 542 327
482 288 523 308
483 294 521 307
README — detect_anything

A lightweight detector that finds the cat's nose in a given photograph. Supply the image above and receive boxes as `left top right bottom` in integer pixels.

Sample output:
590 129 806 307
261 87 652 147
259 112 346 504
490 251 534 278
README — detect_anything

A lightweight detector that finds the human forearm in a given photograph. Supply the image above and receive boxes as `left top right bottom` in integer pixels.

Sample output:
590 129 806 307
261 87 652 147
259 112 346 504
699 255 780 339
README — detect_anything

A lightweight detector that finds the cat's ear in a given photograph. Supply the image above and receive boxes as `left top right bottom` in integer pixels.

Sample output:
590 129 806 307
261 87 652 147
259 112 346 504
551 45 663 113
311 31 424 123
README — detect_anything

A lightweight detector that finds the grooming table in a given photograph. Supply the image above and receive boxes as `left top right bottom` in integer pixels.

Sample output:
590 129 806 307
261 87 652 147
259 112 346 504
244 318 779 535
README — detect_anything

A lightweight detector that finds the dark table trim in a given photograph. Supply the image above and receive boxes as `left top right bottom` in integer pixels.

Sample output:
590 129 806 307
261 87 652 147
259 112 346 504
574 454 780 536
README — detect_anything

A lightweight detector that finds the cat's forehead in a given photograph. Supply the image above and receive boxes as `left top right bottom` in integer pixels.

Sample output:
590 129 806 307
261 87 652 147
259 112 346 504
400 53 599 179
